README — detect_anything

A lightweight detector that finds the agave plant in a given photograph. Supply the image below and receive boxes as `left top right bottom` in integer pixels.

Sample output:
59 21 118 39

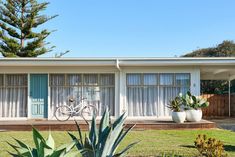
8 127 77 157
182 91 209 110
68 108 138 157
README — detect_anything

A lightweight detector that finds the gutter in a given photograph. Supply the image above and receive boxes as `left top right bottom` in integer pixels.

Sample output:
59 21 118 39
1 57 235 66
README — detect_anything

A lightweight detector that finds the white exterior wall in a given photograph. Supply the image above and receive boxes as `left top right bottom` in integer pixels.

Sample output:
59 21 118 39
0 65 201 120
190 68 201 96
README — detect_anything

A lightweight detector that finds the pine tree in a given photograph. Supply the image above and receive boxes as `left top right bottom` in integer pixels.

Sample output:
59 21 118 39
0 0 57 57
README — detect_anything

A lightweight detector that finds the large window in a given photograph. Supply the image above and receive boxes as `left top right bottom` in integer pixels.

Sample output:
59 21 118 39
50 74 115 116
0 74 28 118
127 73 190 117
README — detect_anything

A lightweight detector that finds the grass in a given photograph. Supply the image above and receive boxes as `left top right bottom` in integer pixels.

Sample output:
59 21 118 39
0 129 235 156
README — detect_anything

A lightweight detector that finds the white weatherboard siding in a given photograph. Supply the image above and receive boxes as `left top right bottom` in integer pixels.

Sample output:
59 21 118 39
0 57 235 120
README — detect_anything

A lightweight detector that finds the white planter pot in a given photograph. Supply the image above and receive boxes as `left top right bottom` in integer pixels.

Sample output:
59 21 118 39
186 109 202 122
172 111 186 123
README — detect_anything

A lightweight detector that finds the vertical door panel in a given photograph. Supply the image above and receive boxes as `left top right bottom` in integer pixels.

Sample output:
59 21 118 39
30 74 48 118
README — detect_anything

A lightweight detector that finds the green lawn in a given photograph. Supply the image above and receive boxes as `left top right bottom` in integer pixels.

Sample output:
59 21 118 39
0 129 235 156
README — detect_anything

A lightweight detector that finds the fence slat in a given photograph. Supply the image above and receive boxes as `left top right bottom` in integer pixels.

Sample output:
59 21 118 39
201 94 229 117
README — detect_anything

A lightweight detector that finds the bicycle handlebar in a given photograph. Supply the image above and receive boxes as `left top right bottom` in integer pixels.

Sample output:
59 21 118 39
69 97 87 102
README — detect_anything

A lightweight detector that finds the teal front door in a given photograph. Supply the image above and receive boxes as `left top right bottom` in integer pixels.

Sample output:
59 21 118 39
30 74 48 118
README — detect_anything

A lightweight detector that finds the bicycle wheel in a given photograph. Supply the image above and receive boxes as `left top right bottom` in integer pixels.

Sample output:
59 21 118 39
54 106 71 121
81 105 98 120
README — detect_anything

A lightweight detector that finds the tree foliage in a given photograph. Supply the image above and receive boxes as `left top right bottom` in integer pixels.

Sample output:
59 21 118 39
0 0 57 57
201 80 229 94
183 40 235 57
183 40 234 94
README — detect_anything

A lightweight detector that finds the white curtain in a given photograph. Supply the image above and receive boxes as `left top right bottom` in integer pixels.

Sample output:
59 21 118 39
50 74 115 116
83 74 115 116
50 74 82 114
0 74 27 118
158 74 174 117
127 74 158 116
127 73 190 117
127 87 158 116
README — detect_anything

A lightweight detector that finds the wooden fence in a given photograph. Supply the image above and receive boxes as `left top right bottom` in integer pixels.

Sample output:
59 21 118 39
230 94 235 117
201 94 229 117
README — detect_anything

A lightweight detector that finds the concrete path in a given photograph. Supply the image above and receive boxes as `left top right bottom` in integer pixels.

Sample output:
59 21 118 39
210 118 235 131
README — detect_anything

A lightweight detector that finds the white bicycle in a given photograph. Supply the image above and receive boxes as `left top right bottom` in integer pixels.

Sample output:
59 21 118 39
54 97 98 122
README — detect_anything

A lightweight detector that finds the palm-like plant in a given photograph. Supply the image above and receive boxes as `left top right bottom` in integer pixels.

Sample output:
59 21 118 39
8 128 77 157
68 108 138 157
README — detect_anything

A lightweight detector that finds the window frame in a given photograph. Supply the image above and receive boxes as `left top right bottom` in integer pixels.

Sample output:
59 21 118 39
0 74 28 88
49 73 115 88
4 74 28 88
126 73 191 88
0 74 4 87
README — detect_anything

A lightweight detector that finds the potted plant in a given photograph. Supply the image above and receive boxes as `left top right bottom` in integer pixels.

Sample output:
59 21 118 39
167 95 186 123
182 91 209 122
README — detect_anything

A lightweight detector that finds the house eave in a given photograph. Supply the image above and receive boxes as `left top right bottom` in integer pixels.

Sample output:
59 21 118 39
1 57 235 67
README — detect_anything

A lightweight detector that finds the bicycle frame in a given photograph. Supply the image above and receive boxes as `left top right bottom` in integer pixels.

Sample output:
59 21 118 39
67 98 87 116
55 97 97 122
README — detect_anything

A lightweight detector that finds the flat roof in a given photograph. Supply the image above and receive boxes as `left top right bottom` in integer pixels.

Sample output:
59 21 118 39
0 57 235 66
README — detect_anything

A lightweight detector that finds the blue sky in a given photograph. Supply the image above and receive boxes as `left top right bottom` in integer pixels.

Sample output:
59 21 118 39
40 0 235 57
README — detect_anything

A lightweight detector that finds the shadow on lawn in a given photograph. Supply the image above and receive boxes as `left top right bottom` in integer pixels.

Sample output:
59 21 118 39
224 145 235 152
180 145 195 149
180 144 235 152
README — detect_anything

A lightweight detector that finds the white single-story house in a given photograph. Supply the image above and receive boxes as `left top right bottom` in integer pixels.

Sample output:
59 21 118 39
0 57 235 120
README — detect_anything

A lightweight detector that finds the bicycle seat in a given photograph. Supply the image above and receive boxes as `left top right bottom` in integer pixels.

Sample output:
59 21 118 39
69 98 75 102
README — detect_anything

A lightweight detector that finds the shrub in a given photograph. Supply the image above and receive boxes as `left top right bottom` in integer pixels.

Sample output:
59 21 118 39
8 128 77 157
68 108 139 157
194 134 227 157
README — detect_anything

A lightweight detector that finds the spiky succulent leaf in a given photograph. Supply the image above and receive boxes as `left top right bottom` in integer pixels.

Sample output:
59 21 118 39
71 109 138 157
38 141 46 157
49 149 66 157
75 121 84 147
68 132 83 150
81 136 95 156
113 141 139 157
111 124 136 154
112 112 126 129
7 142 31 156
32 127 47 152
99 108 110 135
56 140 77 156
102 113 126 156
8 127 77 157
89 115 97 147
97 126 111 155
44 132 55 156
13 138 31 151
